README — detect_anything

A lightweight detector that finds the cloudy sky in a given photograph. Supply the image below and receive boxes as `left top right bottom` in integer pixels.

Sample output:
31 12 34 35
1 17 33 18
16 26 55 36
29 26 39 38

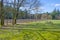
41 0 60 12
2 0 60 13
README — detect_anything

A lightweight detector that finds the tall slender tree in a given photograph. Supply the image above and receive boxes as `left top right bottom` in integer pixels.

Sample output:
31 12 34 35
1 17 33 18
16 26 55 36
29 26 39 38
1 0 4 26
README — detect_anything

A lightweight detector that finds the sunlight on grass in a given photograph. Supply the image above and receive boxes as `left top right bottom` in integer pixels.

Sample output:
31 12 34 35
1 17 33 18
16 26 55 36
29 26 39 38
0 20 60 40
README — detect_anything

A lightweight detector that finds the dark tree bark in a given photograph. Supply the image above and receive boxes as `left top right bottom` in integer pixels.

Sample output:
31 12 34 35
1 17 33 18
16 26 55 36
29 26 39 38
1 0 4 26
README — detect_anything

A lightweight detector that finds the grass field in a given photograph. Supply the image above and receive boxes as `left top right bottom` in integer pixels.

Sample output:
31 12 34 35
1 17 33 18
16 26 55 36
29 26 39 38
0 20 60 40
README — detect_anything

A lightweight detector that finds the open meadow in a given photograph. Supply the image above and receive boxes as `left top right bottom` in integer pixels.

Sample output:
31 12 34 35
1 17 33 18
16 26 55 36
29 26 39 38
0 20 60 40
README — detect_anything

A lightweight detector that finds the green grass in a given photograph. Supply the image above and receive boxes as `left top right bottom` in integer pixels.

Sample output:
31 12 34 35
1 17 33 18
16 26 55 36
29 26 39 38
0 29 60 40
0 20 60 40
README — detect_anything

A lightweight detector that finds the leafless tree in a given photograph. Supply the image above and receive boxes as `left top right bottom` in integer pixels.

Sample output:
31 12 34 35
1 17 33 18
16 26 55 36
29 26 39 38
12 0 41 25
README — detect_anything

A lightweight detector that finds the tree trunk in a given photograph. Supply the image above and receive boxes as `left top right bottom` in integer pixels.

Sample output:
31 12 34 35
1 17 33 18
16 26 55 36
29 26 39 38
12 0 19 25
12 15 16 25
12 0 16 25
1 0 4 26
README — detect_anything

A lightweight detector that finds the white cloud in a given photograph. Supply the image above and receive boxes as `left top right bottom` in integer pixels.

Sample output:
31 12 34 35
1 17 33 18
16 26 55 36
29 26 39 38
32 7 45 10
55 4 60 7
40 7 45 10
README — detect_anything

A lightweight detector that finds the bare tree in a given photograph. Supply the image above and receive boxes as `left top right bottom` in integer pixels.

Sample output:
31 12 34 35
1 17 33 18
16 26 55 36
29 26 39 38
12 0 25 25
12 0 40 25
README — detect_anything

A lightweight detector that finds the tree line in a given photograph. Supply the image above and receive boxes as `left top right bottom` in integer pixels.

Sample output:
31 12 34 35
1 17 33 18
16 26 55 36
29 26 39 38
0 0 60 26
0 5 60 20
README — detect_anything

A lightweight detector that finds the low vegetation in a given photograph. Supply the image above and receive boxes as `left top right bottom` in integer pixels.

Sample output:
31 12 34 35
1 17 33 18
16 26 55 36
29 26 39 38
0 20 60 40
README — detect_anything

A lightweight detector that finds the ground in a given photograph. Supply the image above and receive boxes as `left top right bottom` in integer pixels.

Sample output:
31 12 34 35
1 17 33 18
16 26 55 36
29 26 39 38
0 20 60 40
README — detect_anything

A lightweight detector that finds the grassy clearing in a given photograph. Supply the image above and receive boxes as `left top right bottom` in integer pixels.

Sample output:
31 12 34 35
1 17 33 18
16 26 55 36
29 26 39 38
0 20 60 40
0 29 60 40
13 20 60 29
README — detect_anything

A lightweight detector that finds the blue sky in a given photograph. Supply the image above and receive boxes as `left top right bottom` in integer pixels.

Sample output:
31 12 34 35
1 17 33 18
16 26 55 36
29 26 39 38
3 0 60 13
40 0 60 12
